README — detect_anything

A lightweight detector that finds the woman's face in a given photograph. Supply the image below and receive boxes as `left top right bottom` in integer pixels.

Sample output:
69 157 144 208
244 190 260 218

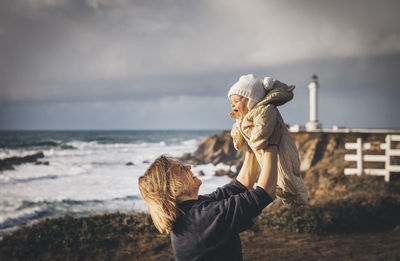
169 158 202 196
229 94 248 120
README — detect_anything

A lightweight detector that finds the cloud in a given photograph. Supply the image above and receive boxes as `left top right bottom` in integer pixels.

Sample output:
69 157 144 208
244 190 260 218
0 0 399 105
0 96 234 130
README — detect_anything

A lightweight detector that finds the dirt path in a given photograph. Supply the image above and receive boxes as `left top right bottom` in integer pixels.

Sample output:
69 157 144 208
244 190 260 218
241 228 400 261
134 228 400 261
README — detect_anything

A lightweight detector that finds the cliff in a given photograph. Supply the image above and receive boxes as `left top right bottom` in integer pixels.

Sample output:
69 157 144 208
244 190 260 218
180 130 400 202
180 130 393 170
179 131 246 167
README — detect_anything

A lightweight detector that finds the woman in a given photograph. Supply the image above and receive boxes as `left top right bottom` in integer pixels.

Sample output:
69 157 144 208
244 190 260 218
138 123 282 261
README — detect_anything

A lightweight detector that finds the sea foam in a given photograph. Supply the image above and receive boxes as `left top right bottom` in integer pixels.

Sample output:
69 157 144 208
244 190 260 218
0 131 231 235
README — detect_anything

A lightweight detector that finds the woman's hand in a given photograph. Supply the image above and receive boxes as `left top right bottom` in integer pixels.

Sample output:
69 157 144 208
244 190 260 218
258 147 278 199
236 149 259 190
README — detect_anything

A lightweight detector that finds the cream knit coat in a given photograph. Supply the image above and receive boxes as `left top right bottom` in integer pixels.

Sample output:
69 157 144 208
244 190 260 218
230 81 308 207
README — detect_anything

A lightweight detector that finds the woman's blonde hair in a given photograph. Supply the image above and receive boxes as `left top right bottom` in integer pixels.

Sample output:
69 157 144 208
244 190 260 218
138 155 184 234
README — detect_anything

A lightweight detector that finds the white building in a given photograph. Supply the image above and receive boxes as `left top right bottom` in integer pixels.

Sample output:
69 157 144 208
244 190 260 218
289 74 323 132
288 75 400 133
305 74 322 131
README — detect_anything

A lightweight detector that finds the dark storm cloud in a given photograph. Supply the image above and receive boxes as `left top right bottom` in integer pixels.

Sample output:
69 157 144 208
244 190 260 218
0 0 399 129
1 0 400 102
0 0 211 102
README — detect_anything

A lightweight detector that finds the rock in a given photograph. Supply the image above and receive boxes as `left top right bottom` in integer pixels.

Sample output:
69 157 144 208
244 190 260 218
198 170 205 176
0 152 45 171
142 160 150 164
22 152 45 162
126 162 134 166
178 131 246 168
35 161 50 166
0 165 14 171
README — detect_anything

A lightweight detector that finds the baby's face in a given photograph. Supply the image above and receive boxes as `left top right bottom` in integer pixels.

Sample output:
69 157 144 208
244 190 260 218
229 94 248 120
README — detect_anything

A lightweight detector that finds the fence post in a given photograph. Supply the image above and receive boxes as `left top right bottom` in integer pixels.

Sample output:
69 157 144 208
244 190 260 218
356 137 363 176
385 135 391 182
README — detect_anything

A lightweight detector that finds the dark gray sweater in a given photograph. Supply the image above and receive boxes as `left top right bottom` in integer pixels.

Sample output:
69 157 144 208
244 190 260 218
171 180 273 261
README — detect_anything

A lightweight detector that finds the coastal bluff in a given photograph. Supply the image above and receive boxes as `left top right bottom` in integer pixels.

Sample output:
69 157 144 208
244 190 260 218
180 130 400 201
180 130 396 172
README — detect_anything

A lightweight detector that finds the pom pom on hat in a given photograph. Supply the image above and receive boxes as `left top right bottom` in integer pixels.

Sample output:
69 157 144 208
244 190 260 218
263 77 274 91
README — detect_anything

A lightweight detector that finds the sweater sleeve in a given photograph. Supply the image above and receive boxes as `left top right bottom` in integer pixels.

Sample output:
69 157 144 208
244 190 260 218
218 186 273 234
249 104 277 150
198 180 248 201
231 120 244 151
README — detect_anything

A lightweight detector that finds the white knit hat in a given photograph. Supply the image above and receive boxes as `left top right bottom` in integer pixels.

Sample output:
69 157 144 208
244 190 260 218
228 74 275 110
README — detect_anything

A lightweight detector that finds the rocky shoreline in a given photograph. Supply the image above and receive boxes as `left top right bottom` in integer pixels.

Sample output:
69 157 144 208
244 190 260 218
1 130 400 260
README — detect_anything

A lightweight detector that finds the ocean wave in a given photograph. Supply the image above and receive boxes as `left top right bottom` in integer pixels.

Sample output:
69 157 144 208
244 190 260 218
0 207 46 230
1 138 197 155
0 130 219 235
111 195 140 201
65 140 167 151
0 150 41 159
0 196 143 232
3 174 59 185
30 140 60 147
180 139 200 147
1 140 77 150
6 196 142 211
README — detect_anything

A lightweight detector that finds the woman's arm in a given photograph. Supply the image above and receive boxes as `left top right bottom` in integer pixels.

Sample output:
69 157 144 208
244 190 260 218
257 146 278 199
236 149 259 190
255 113 282 198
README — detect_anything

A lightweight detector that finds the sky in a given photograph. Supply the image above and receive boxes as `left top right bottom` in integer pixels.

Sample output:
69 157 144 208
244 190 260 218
0 0 399 130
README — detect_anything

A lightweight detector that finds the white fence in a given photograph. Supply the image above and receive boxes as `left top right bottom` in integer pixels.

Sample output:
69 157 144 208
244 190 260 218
344 135 400 182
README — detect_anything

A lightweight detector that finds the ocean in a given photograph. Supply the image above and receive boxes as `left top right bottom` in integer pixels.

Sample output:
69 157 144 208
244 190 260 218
0 130 233 236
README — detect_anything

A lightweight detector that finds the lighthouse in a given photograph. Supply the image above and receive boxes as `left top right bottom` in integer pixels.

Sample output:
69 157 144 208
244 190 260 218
305 74 322 131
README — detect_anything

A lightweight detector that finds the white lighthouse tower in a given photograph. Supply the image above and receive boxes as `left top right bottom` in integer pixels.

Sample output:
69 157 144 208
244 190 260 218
305 74 322 131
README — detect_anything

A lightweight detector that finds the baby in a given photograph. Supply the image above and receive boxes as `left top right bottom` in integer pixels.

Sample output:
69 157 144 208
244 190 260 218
228 74 308 207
